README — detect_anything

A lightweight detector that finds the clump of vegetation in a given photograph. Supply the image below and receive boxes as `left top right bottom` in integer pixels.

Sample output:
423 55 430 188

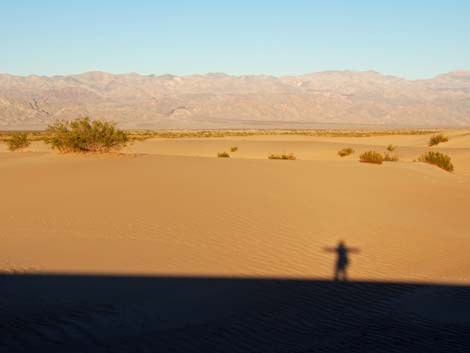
217 151 230 158
384 153 399 162
359 150 384 164
338 147 355 157
386 144 397 152
44 117 128 153
6 132 30 151
268 153 296 160
230 146 238 152
428 134 449 147
418 151 454 172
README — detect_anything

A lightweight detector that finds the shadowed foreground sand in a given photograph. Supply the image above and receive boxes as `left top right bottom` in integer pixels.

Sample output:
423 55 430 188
1 274 470 352
1 131 470 351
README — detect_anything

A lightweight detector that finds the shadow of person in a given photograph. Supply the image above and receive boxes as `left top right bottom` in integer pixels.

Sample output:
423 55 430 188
324 241 360 281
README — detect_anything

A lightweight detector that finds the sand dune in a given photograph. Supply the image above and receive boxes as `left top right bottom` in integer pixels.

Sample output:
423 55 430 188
1 132 470 280
1 131 470 351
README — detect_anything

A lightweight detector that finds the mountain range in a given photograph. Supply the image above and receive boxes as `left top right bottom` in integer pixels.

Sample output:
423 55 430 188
1 70 470 129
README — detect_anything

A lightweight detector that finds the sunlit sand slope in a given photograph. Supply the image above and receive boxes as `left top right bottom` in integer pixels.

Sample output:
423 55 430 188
1 143 469 282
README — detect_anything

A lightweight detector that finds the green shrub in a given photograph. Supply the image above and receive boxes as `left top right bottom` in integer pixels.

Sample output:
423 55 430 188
217 151 230 158
384 153 399 162
428 134 448 147
230 146 238 152
338 147 355 157
386 144 397 152
45 117 128 153
359 150 384 164
6 132 30 151
268 153 296 160
418 151 454 172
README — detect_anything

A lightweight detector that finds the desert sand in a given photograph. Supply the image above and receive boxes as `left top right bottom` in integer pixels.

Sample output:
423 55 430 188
1 130 470 352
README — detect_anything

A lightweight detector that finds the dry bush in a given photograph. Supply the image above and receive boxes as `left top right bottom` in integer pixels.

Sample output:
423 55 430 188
45 117 128 153
217 151 230 158
359 150 384 164
6 132 30 151
338 147 354 157
384 153 399 162
230 146 238 152
268 153 296 160
418 151 454 172
428 134 449 147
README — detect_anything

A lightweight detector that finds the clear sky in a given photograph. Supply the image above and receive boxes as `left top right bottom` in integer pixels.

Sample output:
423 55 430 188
1 0 469 78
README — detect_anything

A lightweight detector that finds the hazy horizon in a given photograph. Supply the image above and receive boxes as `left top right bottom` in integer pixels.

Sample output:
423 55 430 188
2 68 470 81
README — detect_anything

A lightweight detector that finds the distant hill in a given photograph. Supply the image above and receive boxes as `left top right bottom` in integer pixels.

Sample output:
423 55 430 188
1 70 470 129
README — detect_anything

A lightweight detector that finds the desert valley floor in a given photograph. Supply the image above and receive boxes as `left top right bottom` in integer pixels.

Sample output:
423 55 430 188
1 130 470 352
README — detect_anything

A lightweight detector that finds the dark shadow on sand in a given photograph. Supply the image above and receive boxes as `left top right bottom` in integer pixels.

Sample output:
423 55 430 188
1 273 470 353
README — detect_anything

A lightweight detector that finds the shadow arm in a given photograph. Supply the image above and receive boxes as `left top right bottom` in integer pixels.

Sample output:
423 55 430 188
348 247 361 253
323 247 336 252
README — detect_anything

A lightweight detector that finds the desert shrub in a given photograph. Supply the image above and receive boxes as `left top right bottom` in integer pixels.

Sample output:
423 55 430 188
386 144 397 152
45 117 128 153
418 151 454 172
217 151 230 158
338 147 354 157
230 146 238 152
6 132 30 151
428 134 448 147
268 153 296 160
384 153 399 162
359 150 384 164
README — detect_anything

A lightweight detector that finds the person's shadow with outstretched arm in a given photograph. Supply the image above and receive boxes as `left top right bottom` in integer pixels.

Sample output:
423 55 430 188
324 241 360 281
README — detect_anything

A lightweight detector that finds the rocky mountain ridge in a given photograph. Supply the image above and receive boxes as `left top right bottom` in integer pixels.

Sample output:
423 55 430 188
1 70 470 129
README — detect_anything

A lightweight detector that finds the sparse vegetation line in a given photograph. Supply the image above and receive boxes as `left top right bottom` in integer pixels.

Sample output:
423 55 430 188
126 129 440 141
0 128 442 142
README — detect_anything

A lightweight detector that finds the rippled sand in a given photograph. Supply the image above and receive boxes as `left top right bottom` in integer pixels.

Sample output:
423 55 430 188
1 130 470 351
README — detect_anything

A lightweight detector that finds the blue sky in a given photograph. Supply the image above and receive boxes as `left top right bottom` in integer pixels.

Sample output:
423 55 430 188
1 0 469 78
